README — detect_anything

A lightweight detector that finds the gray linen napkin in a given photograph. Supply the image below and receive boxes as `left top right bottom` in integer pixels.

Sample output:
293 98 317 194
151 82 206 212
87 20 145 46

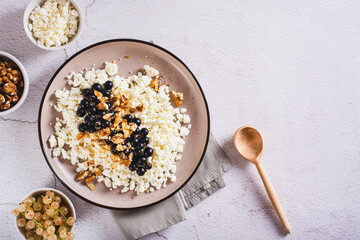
111 133 231 240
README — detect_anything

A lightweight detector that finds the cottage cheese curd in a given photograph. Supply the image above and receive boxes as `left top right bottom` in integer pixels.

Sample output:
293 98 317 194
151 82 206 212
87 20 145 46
49 62 191 194
28 0 79 47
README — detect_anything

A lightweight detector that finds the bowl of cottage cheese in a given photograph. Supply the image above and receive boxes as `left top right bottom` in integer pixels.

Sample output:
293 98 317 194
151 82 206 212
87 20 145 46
39 39 210 209
23 0 82 50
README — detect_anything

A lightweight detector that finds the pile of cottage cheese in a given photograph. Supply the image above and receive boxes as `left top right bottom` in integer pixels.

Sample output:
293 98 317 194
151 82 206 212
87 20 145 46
49 62 191 194
28 0 79 47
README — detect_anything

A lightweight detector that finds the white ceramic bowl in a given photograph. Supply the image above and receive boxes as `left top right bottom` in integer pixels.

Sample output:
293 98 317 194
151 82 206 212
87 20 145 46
15 188 76 239
23 0 83 51
0 51 29 116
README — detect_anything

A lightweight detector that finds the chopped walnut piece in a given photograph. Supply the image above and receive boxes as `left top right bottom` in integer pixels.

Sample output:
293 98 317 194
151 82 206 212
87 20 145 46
150 79 159 91
76 171 90 181
121 119 132 138
112 114 121 127
0 101 11 110
120 93 129 109
129 122 137 131
111 96 120 107
123 130 131 138
118 110 126 117
136 104 144 112
102 113 113 121
3 82 17 96
84 160 95 167
128 152 134 161
123 159 131 167
111 133 125 146
11 69 20 76
114 107 125 116
85 175 96 184
112 123 121 132
89 132 98 140
6 73 12 80
97 128 110 138
171 90 184 106
87 183 95 191
112 133 125 144
116 144 126 152
2 76 10 83
12 76 20 84
119 152 126 159
111 92 129 109
111 154 120 163
139 68 146 75
100 145 110 152
77 132 85 140
99 96 108 103
94 90 103 99
129 107 136 113
10 95 18 103
93 167 102 176
0 94 5 104
97 102 109 110
97 139 107 146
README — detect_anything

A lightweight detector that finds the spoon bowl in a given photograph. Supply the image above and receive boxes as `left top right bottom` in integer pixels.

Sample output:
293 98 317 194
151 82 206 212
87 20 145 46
234 126 263 164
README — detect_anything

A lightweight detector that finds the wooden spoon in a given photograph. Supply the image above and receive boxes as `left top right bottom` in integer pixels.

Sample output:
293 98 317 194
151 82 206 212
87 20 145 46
234 126 291 234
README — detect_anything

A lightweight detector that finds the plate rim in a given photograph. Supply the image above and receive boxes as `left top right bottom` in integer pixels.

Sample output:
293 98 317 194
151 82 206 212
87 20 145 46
38 38 210 210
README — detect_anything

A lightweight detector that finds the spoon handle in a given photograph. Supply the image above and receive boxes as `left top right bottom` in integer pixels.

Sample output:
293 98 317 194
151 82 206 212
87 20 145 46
256 163 291 234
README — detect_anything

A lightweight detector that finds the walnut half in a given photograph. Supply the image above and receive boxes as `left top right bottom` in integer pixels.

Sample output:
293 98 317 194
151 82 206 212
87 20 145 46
171 91 184 106
0 94 5 104
150 79 159 91
3 82 17 96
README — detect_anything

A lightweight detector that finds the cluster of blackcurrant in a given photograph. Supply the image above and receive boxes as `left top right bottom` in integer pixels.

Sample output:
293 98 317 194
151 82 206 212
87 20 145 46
76 81 154 176
109 114 154 176
77 81 114 133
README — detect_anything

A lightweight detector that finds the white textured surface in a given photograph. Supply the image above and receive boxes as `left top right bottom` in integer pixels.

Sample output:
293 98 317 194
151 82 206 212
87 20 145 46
1 0 360 239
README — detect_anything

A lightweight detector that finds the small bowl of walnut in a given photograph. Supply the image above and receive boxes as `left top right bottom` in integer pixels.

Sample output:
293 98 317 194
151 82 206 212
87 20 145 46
0 51 29 115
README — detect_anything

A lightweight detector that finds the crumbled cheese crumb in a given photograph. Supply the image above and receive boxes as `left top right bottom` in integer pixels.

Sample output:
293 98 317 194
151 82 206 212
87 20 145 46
49 135 57 148
105 61 118 76
144 65 159 77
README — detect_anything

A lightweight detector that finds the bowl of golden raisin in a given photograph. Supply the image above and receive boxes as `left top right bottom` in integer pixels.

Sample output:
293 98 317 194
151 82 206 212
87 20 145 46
0 51 29 115
12 188 76 240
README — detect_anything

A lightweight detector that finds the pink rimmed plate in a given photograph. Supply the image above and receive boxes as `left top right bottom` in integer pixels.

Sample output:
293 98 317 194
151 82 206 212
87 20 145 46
38 39 210 209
